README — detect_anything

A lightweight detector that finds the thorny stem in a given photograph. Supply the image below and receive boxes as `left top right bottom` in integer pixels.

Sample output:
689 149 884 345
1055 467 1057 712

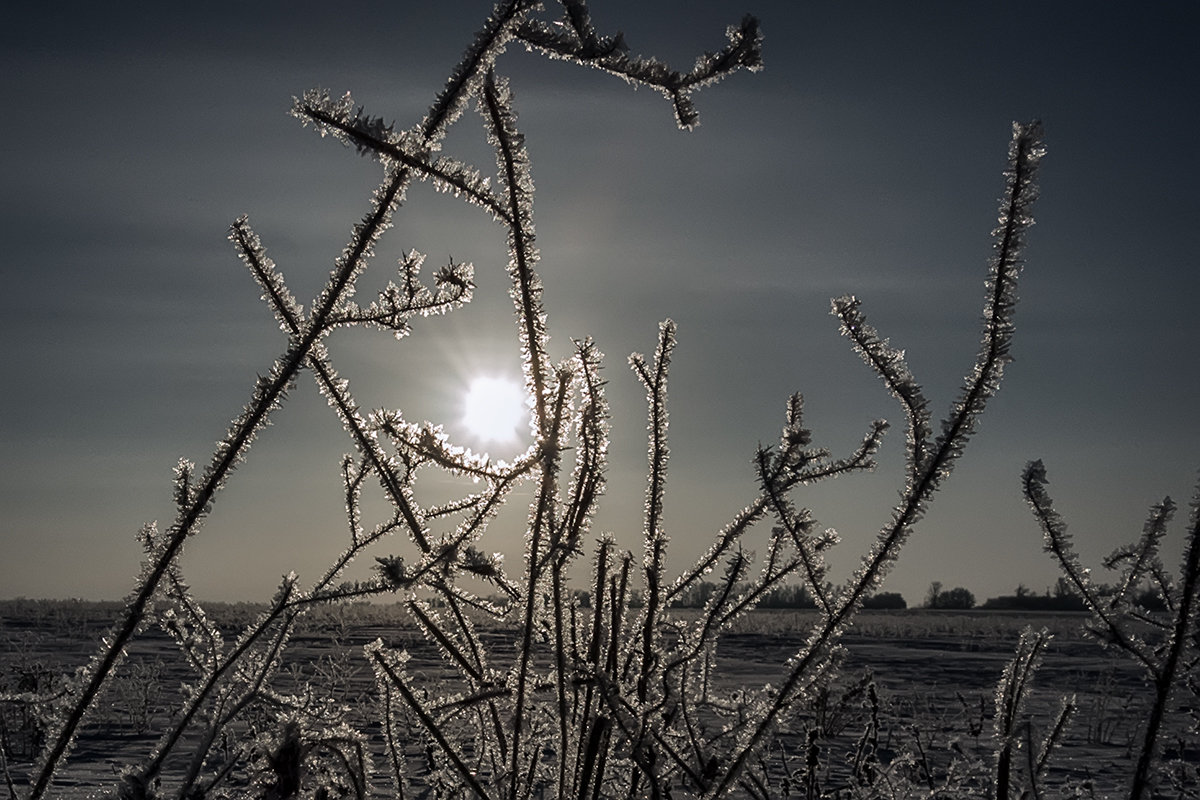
232 223 430 548
479 57 569 800
146 562 391 795
174 601 297 799
633 322 674 709
508 380 569 799
551 562 572 795
28 4 533 795
1022 463 1159 673
482 69 551 431
705 122 1041 799
572 540 613 796
667 421 884 606
291 102 511 223
1129 486 1200 800
994 629 1050 800
28 177 404 800
371 650 495 800
140 582 298 787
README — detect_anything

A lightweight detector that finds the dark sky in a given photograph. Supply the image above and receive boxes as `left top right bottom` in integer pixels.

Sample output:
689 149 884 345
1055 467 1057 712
2 1 1197 604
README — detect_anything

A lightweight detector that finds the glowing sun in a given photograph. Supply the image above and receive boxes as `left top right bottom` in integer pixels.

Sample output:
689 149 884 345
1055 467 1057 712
462 376 527 444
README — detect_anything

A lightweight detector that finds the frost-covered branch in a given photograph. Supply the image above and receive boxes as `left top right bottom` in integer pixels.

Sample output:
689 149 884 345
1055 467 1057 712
704 120 1044 799
1023 461 1200 800
515 8 762 128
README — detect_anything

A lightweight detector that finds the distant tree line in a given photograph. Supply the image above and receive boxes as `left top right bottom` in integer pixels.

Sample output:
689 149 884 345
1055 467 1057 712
576 575 1169 614
861 591 907 609
661 583 907 610
980 579 1083 611
916 577 1169 612
980 578 1166 612
666 581 822 609
665 581 822 609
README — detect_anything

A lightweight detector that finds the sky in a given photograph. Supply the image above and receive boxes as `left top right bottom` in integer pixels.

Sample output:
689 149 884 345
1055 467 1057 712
2 1 1197 606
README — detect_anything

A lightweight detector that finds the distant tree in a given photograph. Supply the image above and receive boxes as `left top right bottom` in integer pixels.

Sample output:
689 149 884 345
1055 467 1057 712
758 584 817 609
941 587 976 609
924 581 943 608
928 585 975 609
862 592 907 609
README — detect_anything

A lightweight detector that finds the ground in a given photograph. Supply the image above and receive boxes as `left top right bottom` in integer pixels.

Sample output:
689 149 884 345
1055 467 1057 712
0 601 1191 798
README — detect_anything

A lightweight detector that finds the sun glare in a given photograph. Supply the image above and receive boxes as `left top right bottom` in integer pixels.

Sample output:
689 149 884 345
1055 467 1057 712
462 376 527 444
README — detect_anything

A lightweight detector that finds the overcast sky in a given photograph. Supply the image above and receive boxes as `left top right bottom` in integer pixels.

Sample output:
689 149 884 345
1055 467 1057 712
2 1 1197 605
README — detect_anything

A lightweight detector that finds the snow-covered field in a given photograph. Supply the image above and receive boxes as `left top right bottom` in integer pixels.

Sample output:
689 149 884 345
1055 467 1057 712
1 602 1188 797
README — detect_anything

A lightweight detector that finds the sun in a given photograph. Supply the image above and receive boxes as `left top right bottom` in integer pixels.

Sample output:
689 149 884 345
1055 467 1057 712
462 376 527 444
